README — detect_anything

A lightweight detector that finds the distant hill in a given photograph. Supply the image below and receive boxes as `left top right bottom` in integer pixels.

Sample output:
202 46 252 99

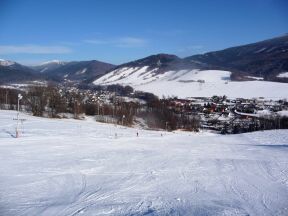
32 60 115 83
31 60 68 73
185 34 288 81
94 35 288 85
110 54 211 73
93 35 288 99
0 59 40 84
1 34 287 86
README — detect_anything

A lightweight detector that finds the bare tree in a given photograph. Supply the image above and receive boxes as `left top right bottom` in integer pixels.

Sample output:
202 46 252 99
26 86 48 116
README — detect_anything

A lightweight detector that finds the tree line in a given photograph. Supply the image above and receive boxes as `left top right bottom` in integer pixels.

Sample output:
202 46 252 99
0 85 201 131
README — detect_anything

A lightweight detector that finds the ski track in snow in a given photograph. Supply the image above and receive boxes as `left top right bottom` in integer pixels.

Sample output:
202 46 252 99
0 110 288 216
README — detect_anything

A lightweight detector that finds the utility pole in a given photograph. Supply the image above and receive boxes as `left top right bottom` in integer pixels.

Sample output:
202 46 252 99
16 94 23 138
166 121 168 131
122 115 125 126
5 90 8 106
112 104 115 124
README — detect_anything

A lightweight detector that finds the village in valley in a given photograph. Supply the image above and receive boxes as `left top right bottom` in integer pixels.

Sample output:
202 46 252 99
1 82 287 135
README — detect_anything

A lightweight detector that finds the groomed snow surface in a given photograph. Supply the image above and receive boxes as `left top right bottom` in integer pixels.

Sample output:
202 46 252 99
0 110 288 216
94 68 288 99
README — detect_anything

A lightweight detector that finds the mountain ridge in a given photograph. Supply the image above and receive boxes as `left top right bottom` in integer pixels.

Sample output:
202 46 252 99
186 34 288 81
1 34 287 84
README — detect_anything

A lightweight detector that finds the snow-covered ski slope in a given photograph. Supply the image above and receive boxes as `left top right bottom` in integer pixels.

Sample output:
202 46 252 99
94 68 288 99
0 110 288 216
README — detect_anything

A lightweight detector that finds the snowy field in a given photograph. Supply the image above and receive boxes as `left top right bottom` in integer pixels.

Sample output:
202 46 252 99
0 110 288 216
94 68 288 99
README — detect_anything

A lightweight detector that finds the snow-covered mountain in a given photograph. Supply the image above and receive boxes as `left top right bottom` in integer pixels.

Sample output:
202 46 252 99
31 60 115 83
93 53 288 99
93 35 288 99
186 34 288 82
1 34 287 88
32 60 67 73
0 59 39 84
0 59 16 67
93 54 209 87
94 67 288 99
41 60 66 65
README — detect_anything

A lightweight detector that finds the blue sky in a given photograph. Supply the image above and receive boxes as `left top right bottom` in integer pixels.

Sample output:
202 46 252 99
0 0 287 65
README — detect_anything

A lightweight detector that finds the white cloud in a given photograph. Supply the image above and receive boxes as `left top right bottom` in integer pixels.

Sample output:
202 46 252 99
84 37 148 48
0 45 72 54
